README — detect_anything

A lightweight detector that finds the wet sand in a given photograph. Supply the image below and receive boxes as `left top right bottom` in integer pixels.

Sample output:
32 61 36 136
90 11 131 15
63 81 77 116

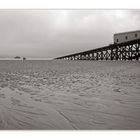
0 60 140 129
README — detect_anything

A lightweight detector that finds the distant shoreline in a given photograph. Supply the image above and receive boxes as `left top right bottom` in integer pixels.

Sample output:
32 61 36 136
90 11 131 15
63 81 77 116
0 58 52 60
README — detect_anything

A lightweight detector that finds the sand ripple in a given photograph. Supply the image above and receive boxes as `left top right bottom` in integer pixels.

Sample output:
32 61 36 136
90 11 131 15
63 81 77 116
0 60 140 129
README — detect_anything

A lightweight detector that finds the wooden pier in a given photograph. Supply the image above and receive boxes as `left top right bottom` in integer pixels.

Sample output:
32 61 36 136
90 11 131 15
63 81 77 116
55 39 140 61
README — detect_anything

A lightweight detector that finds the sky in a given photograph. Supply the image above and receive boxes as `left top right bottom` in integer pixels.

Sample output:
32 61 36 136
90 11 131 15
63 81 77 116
0 10 140 59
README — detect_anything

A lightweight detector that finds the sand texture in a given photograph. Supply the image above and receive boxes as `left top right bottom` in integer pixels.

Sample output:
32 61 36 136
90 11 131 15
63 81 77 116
0 60 140 130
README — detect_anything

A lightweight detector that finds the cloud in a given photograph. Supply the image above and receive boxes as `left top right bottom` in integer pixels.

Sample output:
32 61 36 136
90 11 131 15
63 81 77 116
0 10 139 58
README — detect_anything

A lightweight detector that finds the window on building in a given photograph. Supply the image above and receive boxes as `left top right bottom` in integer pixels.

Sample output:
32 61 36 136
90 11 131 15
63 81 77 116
135 34 138 38
117 39 119 42
125 36 128 40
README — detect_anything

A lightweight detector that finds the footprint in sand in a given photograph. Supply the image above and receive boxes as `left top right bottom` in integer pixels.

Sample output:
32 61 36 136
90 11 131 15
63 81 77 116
34 98 42 102
115 99 124 104
50 94 55 97
0 83 8 88
16 91 23 95
19 92 23 95
11 97 21 105
30 93 37 96
113 88 121 93
79 94 85 96
0 93 5 99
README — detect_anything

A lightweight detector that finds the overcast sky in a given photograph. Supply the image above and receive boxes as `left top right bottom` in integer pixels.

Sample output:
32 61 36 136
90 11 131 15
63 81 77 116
0 10 140 59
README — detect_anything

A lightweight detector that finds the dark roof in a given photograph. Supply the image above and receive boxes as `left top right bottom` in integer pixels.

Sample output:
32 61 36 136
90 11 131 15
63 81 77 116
114 30 140 36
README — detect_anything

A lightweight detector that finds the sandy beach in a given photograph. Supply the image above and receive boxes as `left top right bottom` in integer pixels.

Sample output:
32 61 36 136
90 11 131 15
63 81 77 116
0 60 140 129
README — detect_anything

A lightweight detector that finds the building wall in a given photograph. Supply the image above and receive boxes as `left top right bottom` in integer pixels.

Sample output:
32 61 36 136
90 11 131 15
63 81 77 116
114 30 140 44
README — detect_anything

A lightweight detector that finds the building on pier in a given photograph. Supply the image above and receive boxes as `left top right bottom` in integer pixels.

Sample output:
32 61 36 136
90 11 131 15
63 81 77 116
55 30 140 61
114 30 140 44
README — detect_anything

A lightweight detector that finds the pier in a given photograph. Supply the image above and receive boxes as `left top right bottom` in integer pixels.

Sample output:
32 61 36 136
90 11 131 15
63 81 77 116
55 39 140 61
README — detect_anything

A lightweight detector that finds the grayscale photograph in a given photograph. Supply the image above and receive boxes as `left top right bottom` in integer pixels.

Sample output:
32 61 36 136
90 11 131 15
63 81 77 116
0 10 140 130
